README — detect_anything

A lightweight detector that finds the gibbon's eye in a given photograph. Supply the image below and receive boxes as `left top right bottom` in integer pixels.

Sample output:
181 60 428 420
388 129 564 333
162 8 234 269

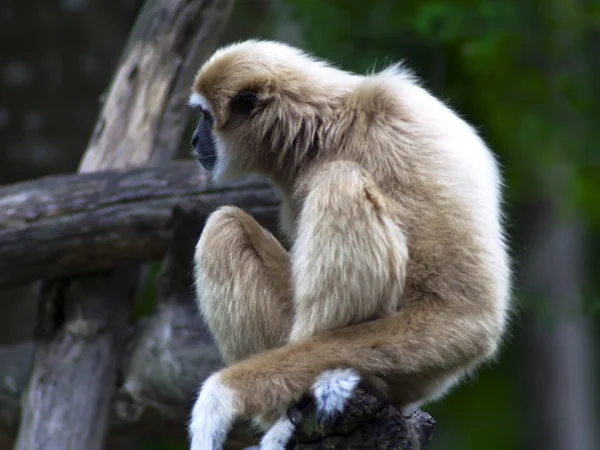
230 90 260 115
195 108 214 127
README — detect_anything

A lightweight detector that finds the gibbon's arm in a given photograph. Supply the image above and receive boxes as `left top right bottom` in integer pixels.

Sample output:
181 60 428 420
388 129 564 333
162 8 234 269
288 160 409 342
189 293 495 450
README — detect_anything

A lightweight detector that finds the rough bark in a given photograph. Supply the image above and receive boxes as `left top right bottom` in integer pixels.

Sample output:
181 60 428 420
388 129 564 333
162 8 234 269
81 0 234 170
13 1 234 449
13 268 140 450
289 391 435 450
0 162 279 289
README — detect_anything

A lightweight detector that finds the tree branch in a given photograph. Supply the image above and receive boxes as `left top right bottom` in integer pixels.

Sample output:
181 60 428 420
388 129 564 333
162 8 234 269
81 0 235 170
290 390 435 449
0 161 279 289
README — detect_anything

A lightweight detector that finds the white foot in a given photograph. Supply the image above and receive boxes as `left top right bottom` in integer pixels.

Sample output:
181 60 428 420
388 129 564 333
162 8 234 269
189 373 237 450
312 369 360 425
260 416 295 450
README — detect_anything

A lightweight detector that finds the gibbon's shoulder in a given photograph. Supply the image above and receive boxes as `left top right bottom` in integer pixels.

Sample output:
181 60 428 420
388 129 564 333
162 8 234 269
191 40 495 178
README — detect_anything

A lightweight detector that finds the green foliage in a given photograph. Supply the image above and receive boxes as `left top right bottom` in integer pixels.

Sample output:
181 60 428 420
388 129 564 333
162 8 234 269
285 0 599 214
132 261 162 320
278 1 600 449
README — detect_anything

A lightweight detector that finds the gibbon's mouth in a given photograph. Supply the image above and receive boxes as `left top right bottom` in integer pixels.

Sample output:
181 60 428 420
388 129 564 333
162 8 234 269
196 152 217 171
191 122 218 171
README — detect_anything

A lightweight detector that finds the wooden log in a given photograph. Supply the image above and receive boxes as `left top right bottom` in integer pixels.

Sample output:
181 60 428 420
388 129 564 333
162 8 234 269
14 267 141 450
0 162 279 289
288 392 435 449
13 0 234 449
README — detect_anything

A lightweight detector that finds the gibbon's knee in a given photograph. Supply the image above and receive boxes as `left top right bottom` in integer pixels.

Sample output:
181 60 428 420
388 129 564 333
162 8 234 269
289 161 408 341
194 206 293 364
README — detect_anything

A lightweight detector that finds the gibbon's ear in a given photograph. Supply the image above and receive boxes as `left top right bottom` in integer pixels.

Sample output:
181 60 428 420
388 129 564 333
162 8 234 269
230 90 261 116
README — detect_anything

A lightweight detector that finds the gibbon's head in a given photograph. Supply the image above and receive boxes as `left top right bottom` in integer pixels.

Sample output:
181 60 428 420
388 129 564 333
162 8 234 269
188 40 362 182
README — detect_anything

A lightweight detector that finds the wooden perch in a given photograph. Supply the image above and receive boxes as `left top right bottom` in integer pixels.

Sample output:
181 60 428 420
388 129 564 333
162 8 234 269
2 207 435 449
14 266 141 450
289 390 435 449
0 161 279 289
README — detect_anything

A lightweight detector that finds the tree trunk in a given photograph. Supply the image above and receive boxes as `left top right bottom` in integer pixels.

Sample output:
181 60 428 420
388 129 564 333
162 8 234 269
520 193 598 450
13 1 233 449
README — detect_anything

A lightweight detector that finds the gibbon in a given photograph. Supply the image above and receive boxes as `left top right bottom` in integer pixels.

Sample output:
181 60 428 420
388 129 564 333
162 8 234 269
187 40 512 450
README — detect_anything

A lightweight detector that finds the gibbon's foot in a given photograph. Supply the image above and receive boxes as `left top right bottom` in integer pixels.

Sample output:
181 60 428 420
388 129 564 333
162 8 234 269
312 369 361 427
259 416 296 450
285 369 361 428
189 373 236 450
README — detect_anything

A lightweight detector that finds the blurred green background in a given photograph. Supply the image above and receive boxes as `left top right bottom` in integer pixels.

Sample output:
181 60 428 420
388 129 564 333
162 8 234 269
0 1 598 449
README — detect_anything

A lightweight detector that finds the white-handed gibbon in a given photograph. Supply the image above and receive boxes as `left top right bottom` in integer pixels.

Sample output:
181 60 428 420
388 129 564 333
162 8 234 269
187 40 512 450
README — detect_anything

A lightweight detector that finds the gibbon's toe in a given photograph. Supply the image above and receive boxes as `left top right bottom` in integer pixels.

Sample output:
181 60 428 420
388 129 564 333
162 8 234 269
259 416 295 450
312 368 361 426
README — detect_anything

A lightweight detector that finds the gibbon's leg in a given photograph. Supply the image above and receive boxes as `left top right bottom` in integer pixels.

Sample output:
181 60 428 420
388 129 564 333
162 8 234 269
190 161 412 450
285 160 408 425
193 206 296 446
189 295 497 450
288 160 409 343
193 205 293 366
194 206 355 447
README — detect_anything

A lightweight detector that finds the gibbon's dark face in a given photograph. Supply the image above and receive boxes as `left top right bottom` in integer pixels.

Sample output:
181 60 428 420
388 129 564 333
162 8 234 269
189 90 261 173
191 109 217 171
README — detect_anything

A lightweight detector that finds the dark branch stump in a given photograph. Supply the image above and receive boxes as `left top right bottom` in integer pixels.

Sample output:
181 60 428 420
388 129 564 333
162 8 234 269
290 390 435 449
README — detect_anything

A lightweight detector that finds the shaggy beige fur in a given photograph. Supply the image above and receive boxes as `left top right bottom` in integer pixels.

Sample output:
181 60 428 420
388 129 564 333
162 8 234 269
188 40 512 450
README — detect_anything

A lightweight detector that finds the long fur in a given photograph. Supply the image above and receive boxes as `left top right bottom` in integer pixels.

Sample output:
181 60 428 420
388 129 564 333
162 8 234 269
189 40 512 449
